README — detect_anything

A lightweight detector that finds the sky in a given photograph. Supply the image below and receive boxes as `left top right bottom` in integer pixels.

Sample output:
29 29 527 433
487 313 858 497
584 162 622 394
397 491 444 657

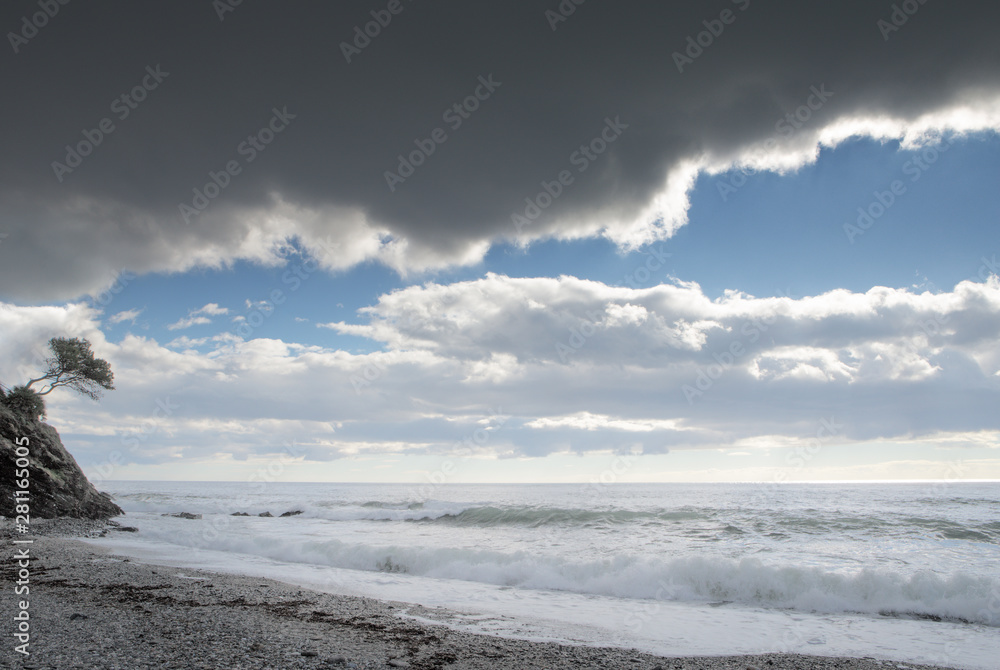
1 1 999 484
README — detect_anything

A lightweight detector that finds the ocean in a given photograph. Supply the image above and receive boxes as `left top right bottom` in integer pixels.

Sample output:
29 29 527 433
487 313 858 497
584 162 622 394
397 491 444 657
88 481 1000 669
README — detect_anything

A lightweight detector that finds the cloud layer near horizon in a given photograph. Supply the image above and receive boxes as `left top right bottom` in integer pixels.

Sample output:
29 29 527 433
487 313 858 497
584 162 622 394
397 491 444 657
2 1 1000 300
2 275 998 467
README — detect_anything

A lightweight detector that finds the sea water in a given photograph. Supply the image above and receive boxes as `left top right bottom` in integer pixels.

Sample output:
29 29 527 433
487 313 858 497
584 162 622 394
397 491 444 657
87 481 1000 669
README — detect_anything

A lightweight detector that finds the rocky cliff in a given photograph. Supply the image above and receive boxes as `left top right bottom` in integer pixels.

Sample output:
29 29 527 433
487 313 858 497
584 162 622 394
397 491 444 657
0 403 122 519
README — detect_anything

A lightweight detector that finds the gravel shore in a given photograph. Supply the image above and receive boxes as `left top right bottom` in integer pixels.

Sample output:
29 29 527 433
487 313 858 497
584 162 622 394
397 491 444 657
2 519 963 670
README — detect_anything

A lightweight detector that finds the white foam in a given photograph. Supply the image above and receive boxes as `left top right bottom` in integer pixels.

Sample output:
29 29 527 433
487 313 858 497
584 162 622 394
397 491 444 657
100 513 1000 626
94 480 1000 670
85 535 1000 670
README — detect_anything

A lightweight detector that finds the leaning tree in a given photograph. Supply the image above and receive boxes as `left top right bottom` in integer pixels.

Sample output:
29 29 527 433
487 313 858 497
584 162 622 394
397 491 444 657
23 337 115 401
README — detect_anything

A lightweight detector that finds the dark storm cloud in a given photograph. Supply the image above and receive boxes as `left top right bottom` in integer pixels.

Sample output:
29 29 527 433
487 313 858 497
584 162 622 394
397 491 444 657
1 0 998 299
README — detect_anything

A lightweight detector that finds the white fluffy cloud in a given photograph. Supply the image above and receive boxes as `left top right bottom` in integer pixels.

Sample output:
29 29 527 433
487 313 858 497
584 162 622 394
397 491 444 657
2 274 998 471
321 273 1000 378
166 316 211 331
108 308 144 325
195 303 229 316
166 302 231 330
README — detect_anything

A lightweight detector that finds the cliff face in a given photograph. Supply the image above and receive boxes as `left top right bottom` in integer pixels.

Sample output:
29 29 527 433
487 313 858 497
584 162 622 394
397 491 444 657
0 404 122 519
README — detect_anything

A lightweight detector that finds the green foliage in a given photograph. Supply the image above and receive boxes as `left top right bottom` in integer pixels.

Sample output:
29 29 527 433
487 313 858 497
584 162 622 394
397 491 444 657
26 337 115 401
2 385 46 420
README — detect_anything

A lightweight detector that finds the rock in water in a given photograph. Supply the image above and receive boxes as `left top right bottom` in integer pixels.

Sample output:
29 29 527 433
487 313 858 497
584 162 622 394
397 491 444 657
0 403 123 519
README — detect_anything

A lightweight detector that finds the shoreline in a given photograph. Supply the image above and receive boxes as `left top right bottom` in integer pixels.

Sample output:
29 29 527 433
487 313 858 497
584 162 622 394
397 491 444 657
3 520 966 670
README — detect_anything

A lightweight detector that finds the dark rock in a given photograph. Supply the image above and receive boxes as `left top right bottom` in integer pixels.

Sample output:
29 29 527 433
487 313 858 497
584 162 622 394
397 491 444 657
258 511 273 517
0 403 123 519
69 613 88 621
231 512 250 516
301 650 318 657
113 525 139 532
162 512 201 520
279 509 304 517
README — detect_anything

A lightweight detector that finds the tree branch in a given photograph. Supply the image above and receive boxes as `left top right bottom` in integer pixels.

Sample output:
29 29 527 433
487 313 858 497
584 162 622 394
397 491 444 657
24 374 55 389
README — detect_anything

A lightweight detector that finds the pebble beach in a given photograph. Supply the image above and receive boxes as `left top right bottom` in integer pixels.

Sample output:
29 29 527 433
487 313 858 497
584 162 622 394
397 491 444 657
2 519 965 670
